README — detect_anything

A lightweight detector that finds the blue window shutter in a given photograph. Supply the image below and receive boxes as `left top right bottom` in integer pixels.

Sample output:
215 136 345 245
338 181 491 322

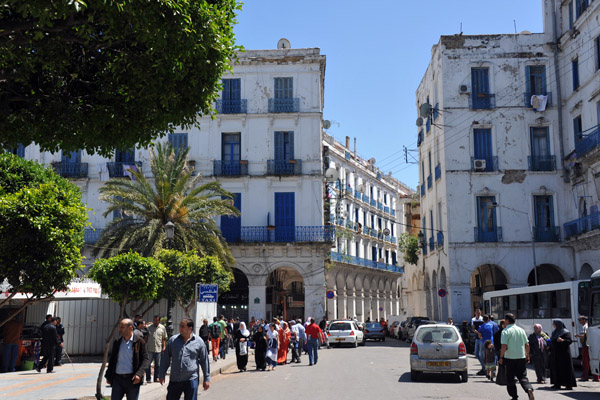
221 193 241 242
274 131 284 160
430 210 433 232
471 69 489 97
223 79 241 100
274 78 292 99
62 149 81 163
525 66 531 93
274 192 295 241
569 1 573 28
288 132 294 160
223 79 231 100
422 217 426 243
474 129 492 162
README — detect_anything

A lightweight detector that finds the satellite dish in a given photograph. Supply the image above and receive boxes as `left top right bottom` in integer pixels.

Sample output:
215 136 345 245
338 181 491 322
383 228 391 236
416 117 423 127
323 120 331 130
357 184 364 193
419 103 433 118
277 38 291 49
324 168 339 182
368 158 376 165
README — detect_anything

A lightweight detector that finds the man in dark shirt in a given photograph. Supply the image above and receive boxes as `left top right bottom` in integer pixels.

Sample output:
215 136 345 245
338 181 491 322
40 314 52 330
318 316 330 349
54 317 65 366
36 317 61 373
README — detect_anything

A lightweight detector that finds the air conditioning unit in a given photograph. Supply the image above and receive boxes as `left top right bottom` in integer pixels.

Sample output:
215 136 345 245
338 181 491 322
473 159 487 171
459 84 469 93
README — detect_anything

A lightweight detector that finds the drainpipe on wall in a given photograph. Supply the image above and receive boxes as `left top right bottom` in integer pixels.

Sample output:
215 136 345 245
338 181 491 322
551 1 569 183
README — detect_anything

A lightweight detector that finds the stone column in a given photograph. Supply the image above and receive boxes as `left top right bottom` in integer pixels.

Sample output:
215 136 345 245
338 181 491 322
372 292 380 321
346 289 356 319
248 285 267 322
364 291 371 322
355 289 364 322
448 284 471 323
336 287 347 320
304 284 326 321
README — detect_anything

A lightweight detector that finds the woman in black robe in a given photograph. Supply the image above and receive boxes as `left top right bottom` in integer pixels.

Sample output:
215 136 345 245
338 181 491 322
234 322 250 372
252 324 268 371
548 319 577 389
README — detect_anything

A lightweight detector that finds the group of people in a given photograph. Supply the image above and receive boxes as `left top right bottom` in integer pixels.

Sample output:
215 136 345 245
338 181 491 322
35 314 65 374
468 308 598 400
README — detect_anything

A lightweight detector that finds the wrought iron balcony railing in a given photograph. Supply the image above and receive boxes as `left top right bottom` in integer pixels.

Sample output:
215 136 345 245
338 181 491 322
576 127 600 158
384 206 390 214
216 99 247 114
330 251 403 274
107 161 142 178
213 160 249 176
474 226 502 242
51 162 88 178
563 212 600 239
363 195 370 204
84 228 103 244
533 226 561 242
224 226 335 243
266 159 302 175
528 155 556 172
377 202 383 211
429 237 435 251
469 93 496 109
268 98 300 113
437 231 444 248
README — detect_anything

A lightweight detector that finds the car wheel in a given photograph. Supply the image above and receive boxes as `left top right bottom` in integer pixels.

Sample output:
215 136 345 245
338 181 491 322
382 337 385 342
461 371 468 382
410 370 421 382
353 339 358 348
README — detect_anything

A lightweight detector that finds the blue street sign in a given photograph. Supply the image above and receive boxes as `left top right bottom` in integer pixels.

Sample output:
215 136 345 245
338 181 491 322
199 284 218 303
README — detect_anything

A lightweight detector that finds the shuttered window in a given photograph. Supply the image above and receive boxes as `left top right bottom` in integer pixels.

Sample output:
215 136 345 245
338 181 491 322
168 133 188 154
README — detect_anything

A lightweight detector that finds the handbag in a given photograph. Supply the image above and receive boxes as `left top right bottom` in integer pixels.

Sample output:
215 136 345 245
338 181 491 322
239 341 248 356
495 363 507 386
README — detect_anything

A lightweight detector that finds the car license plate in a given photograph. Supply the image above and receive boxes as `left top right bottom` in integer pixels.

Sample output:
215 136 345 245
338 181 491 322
336 338 345 341
427 361 450 367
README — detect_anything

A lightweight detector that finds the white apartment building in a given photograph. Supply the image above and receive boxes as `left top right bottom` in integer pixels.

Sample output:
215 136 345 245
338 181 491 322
413 0 593 323
323 133 413 321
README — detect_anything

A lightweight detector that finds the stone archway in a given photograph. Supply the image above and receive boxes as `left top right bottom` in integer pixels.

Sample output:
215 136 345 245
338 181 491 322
528 264 565 286
218 268 249 321
580 263 594 280
266 266 304 322
470 264 508 313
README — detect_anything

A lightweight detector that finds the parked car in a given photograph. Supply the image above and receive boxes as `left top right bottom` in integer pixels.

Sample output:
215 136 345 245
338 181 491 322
401 316 429 341
406 319 435 342
364 322 386 342
327 320 365 347
454 323 477 355
388 321 400 339
410 324 468 382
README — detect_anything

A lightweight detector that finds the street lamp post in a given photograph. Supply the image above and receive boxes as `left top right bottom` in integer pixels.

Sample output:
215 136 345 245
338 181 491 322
164 221 175 336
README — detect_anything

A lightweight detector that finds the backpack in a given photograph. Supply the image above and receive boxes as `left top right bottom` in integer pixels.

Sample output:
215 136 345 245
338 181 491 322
210 323 221 339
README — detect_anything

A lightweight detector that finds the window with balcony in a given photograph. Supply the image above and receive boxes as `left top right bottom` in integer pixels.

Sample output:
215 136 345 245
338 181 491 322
476 196 499 242
275 192 295 242
218 78 246 114
534 195 559 242
576 0 589 19
269 77 298 112
529 127 555 171
471 68 494 109
221 193 241 242
53 149 87 178
268 131 300 175
168 133 188 154
568 0 574 29
525 66 551 108
107 148 140 178
574 115 583 142
472 128 496 172
216 133 246 176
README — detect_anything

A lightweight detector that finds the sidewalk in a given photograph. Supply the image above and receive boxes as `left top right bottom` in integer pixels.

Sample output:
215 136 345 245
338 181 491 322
0 353 237 400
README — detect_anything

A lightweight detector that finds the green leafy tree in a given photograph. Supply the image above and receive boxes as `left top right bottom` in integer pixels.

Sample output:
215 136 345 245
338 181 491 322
0 0 242 155
0 153 87 327
155 249 233 316
398 233 420 266
94 142 239 268
88 251 167 400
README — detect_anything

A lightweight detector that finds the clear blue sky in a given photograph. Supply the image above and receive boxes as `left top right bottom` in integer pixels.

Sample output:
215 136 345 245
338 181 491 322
234 1 544 189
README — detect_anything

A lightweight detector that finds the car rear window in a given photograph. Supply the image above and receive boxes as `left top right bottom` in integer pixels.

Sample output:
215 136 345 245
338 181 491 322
366 323 382 329
329 322 352 331
416 327 458 343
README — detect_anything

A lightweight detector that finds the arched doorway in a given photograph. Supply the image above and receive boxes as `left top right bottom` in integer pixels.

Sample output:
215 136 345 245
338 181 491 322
528 264 565 286
218 268 249 321
470 265 508 313
580 263 594 280
266 267 304 322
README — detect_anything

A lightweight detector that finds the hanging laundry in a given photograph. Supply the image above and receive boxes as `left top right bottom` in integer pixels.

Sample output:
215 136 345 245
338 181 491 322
122 164 138 180
97 163 109 181
530 94 548 112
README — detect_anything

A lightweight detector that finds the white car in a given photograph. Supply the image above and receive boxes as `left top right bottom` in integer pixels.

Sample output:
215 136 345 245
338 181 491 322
327 320 365 347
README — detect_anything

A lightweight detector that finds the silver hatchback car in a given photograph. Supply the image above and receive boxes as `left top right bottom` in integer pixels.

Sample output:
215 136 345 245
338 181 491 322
409 324 468 382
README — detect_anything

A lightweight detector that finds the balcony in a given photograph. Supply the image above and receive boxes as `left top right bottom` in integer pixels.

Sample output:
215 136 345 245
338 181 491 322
330 251 403 274
84 228 103 244
469 93 496 109
363 194 370 204
51 162 88 178
384 206 390 214
533 226 561 242
474 226 502 242
107 161 142 178
420 184 425 197
377 202 383 211
528 155 556 172
370 199 376 207
391 237 397 244
523 92 552 108
471 156 498 172
435 163 441 181
268 98 299 113
575 127 600 158
267 159 302 175
213 160 249 176
427 174 432 190
225 226 335 243
437 231 444 248
216 99 247 114
391 209 396 217
354 189 361 199
563 212 600 239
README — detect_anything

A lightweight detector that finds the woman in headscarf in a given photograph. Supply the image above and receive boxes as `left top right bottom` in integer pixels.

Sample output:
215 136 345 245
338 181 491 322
528 324 550 383
277 321 291 365
253 324 268 371
234 321 251 372
548 319 576 389
266 323 279 371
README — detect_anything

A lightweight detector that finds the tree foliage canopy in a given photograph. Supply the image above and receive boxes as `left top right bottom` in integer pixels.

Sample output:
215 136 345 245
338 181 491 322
0 153 88 298
398 233 420 266
0 0 241 155
94 142 239 267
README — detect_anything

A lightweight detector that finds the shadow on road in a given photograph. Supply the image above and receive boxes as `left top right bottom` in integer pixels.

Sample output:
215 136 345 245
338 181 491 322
533 386 599 400
398 372 462 384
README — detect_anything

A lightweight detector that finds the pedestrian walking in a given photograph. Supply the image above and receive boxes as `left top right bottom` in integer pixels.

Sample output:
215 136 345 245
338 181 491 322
575 316 599 382
234 322 250 372
105 318 149 400
145 315 167 383
305 318 323 366
476 314 497 374
483 339 497 381
159 318 210 400
218 316 228 359
319 316 330 349
528 324 550 384
499 313 534 400
277 321 291 365
548 319 576 390
296 318 306 359
289 321 301 363
36 317 62 373
208 317 221 362
471 309 485 375
54 317 65 366
253 325 268 371
1 313 23 373
199 319 210 349
266 323 279 371
493 320 505 357
40 314 52 330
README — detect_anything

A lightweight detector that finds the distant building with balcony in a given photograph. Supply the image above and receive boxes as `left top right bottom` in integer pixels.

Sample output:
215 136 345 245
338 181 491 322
323 133 413 321
413 2 580 323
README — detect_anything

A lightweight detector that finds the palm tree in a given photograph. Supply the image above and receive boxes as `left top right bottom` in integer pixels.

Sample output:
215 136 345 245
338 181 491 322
93 142 239 268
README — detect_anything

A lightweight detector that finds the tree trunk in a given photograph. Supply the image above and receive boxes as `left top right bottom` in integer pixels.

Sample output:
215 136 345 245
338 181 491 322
138 300 158 319
96 295 127 400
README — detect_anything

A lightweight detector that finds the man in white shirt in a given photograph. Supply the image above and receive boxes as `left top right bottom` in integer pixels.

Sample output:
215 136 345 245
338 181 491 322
471 308 485 375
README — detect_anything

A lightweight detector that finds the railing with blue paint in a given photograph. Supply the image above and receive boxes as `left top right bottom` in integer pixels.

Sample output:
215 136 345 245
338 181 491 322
51 162 89 178
533 226 561 242
370 199 376 207
363 195 370 204
107 161 143 178
528 155 555 172
216 99 248 114
330 251 403 273
84 228 103 244
377 202 383 211
391 209 396 217
267 159 302 175
384 206 390 214
429 237 435 251
224 226 335 243
563 212 600 239
213 160 249 176
469 93 496 109
268 98 300 113
575 127 600 158
474 226 502 242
